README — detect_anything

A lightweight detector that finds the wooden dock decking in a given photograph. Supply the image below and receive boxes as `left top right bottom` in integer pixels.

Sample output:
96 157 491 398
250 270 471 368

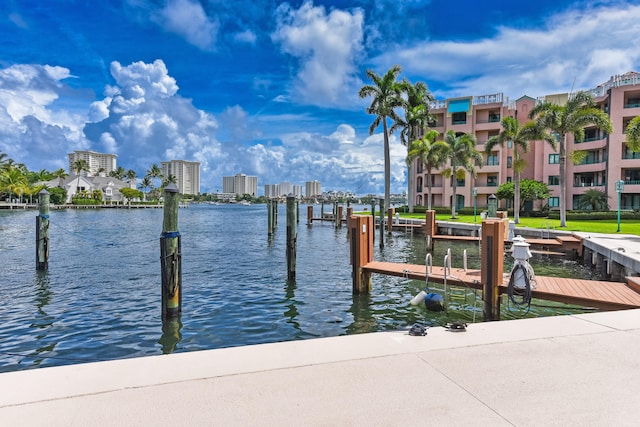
362 261 640 310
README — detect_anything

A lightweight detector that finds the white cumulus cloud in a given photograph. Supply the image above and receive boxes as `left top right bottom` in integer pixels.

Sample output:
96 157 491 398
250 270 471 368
272 1 365 108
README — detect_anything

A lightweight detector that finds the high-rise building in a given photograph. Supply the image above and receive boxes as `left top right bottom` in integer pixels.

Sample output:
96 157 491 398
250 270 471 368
305 180 321 198
264 184 277 197
410 71 640 211
223 173 258 196
161 160 200 195
68 150 117 176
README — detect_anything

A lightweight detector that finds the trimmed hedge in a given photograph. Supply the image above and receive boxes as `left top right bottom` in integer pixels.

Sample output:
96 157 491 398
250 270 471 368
547 210 640 220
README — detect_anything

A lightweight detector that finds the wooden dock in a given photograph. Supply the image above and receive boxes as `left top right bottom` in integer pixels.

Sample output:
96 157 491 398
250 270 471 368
362 261 640 310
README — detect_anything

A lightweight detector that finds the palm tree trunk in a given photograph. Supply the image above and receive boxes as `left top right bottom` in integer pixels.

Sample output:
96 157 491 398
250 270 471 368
514 173 521 223
451 170 457 219
382 118 391 212
559 134 567 227
427 168 433 211
407 162 414 213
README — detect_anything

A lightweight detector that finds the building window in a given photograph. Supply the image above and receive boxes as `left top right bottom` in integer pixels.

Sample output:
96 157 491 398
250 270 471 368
548 176 560 185
487 176 498 187
548 197 560 207
549 154 560 164
488 112 500 123
452 177 465 187
452 112 467 125
506 176 512 183
507 156 512 168
507 140 513 149
486 154 499 166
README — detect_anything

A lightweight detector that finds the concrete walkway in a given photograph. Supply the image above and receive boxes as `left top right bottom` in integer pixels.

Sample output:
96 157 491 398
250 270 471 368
2 309 640 426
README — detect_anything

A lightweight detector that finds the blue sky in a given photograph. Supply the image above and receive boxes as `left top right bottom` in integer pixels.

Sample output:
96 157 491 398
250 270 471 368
1 0 639 195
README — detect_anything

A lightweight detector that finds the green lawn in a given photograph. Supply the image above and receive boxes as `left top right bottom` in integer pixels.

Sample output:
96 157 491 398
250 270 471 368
368 211 640 235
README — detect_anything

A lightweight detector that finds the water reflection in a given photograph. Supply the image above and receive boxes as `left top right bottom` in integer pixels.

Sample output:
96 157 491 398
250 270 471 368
159 318 182 354
346 294 376 334
284 279 300 331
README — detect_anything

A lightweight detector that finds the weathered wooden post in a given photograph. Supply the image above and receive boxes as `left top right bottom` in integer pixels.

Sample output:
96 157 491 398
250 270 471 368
267 199 274 235
349 215 373 294
334 201 339 229
321 201 325 219
36 189 50 271
387 207 394 234
337 205 343 229
296 199 299 224
370 200 376 244
378 199 384 248
160 183 182 320
307 205 313 226
286 195 297 280
481 220 504 321
425 210 436 252
346 207 353 218
273 199 278 226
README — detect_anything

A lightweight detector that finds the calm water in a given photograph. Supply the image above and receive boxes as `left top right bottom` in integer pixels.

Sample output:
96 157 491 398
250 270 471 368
0 204 595 372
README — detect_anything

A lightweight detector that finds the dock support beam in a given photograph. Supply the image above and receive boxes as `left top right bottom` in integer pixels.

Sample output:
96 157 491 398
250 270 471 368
378 199 384 249
36 189 50 271
425 210 436 252
307 205 313 226
160 183 182 320
349 215 373 294
286 195 297 280
387 208 394 234
481 220 504 321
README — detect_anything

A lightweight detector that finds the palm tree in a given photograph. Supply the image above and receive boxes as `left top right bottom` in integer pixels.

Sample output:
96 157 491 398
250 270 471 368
0 151 10 171
71 159 89 194
577 189 609 211
406 129 448 210
358 65 404 212
627 115 640 151
139 176 152 201
529 91 613 227
51 168 68 187
125 169 137 184
109 166 126 181
0 166 28 202
441 131 483 219
393 79 434 212
162 174 177 187
485 116 553 223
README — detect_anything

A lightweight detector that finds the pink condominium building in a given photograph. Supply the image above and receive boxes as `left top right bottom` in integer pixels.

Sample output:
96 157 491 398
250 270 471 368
412 71 640 212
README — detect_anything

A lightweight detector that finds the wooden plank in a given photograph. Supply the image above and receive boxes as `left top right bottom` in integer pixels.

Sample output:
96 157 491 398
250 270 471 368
362 261 640 310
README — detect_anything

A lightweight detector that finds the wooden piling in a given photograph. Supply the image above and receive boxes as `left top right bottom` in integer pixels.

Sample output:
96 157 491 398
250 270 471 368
378 199 384 249
307 205 313 226
481 220 504 321
425 210 436 251
387 207 394 234
268 199 274 235
160 183 182 320
349 215 373 294
370 201 376 244
36 189 50 271
286 195 297 280
337 205 343 229
346 207 353 218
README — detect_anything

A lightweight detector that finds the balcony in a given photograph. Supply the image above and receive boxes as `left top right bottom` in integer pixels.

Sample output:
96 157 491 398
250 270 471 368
624 100 640 108
573 182 605 187
623 151 640 160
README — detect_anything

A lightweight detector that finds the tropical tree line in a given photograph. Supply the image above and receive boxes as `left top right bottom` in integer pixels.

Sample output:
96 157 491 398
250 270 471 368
359 65 640 226
1 153 177 205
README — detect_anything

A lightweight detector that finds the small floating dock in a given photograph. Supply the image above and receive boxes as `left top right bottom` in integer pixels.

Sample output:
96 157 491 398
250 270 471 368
361 262 640 311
